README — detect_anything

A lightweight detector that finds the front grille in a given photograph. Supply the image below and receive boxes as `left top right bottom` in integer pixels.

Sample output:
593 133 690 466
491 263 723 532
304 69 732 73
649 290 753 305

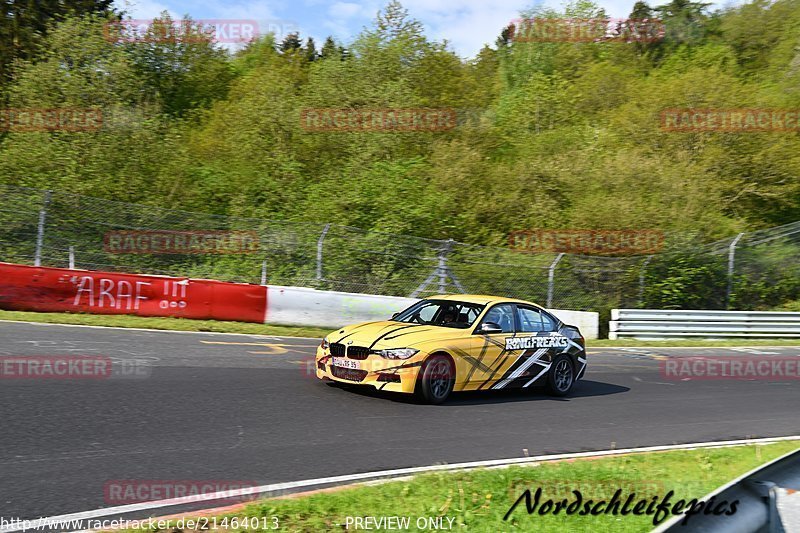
330 366 368 382
330 343 346 356
347 346 371 360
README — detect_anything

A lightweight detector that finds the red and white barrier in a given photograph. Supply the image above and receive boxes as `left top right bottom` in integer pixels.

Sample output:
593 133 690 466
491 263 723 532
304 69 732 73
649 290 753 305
0 262 266 323
0 262 598 338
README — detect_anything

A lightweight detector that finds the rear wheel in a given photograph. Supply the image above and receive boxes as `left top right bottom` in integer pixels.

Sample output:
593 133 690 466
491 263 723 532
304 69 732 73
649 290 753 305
546 354 575 396
416 354 454 404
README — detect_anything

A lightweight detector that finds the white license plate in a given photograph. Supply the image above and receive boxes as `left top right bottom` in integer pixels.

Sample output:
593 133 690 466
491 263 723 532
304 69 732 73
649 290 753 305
331 357 360 370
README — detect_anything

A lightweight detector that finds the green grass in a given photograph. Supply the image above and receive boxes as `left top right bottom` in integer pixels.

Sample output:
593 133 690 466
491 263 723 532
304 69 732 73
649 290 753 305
0 310 331 339
121 441 799 533
1 309 799 347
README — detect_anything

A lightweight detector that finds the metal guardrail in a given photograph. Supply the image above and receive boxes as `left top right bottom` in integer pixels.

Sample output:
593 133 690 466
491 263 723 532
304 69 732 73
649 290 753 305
609 309 800 339
653 448 800 532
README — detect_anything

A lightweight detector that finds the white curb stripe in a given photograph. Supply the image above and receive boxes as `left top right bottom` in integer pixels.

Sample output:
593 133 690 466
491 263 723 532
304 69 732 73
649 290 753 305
4 435 799 533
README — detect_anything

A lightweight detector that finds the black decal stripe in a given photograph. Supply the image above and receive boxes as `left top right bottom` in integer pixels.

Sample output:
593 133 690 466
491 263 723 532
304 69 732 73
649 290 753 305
367 325 421 349
479 347 537 390
477 346 512 390
463 340 492 383
451 346 493 375
334 322 380 343
505 364 549 389
383 326 433 340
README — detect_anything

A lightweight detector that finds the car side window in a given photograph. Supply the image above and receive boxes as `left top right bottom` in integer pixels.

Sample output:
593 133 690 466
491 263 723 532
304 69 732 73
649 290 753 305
417 304 438 322
481 304 516 333
518 306 557 332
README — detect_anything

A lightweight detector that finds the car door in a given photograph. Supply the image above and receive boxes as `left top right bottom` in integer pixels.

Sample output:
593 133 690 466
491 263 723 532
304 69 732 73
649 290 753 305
506 305 565 389
460 303 518 390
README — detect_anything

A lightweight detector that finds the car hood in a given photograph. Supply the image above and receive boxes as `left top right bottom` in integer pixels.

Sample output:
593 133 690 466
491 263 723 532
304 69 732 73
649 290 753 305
329 321 469 350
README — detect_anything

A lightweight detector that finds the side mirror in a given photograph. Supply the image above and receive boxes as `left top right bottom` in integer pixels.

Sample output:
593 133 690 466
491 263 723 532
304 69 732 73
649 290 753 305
477 322 503 335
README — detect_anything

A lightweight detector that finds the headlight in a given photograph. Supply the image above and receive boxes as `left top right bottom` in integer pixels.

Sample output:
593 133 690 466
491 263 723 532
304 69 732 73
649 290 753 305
320 338 329 350
379 348 419 360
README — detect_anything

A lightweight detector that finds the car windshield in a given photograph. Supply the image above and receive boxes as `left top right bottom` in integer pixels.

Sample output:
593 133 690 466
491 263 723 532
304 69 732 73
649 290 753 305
392 299 485 329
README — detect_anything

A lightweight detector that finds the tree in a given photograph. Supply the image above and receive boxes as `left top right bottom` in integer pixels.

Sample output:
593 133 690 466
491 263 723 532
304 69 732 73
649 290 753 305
305 37 317 62
320 36 338 59
124 13 234 116
280 32 302 53
0 0 115 83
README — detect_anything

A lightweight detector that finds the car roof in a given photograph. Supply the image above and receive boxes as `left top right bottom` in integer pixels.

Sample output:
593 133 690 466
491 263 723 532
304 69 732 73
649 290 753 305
428 294 544 307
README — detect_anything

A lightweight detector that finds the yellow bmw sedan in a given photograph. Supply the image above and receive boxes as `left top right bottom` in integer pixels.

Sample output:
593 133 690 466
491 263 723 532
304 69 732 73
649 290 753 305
315 295 587 404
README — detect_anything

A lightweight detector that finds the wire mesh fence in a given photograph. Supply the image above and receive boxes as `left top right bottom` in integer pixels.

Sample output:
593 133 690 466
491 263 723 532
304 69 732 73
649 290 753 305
0 184 799 313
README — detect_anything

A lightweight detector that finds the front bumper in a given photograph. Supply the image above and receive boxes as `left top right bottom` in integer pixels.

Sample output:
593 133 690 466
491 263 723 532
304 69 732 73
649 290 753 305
315 347 423 394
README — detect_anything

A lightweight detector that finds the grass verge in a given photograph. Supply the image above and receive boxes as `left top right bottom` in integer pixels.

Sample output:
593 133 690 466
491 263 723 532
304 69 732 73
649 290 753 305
0 310 331 339
119 441 799 533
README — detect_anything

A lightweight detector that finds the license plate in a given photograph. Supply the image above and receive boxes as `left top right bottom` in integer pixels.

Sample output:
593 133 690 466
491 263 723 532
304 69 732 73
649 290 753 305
332 357 360 370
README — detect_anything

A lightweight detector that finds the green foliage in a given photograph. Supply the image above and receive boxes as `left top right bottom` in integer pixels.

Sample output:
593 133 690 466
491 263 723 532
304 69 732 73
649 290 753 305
0 1 799 310
643 254 728 309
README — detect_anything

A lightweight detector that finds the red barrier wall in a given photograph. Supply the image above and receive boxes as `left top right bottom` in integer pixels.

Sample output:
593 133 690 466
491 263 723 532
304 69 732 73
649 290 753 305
0 262 267 323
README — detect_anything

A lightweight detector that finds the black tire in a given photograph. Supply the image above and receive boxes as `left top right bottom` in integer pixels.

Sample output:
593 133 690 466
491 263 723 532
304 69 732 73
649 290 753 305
416 354 455 404
546 354 575 397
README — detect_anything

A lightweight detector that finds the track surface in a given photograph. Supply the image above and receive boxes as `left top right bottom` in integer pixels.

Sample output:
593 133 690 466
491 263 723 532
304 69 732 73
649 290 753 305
1 321 799 521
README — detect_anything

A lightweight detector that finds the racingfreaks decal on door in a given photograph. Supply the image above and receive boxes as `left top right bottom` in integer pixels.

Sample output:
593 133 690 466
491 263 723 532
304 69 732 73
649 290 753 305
504 335 568 350
484 333 578 390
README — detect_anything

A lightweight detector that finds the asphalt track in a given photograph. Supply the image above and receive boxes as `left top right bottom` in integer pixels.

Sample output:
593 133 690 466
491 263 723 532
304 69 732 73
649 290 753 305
1 321 799 522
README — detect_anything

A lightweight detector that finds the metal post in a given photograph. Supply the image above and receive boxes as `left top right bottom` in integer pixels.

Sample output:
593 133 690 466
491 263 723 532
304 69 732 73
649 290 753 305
437 239 453 293
638 255 654 307
260 260 267 285
34 190 51 267
68 246 75 269
316 223 331 282
726 232 745 309
547 253 565 308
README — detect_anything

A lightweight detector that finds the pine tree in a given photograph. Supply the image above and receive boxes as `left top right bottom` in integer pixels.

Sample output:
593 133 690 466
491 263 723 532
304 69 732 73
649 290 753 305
280 32 302 53
320 36 338 59
305 37 317 62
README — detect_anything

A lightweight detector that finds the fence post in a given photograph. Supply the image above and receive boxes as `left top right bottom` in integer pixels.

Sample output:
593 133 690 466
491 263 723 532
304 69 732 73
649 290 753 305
316 223 331 282
69 246 75 270
638 255 654 307
438 239 454 293
726 232 745 309
261 260 267 285
34 190 51 267
546 253 565 308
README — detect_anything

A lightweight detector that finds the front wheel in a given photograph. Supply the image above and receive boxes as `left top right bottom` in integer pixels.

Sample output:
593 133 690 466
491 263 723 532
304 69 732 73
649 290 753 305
546 354 575 396
416 354 455 404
